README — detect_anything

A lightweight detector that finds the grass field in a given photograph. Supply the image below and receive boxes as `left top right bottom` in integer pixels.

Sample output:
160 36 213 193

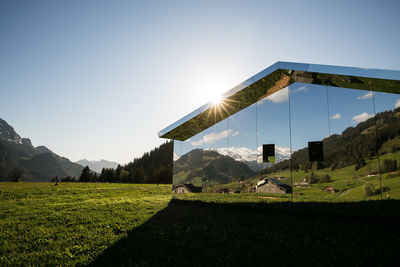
0 183 171 266
1 182 400 266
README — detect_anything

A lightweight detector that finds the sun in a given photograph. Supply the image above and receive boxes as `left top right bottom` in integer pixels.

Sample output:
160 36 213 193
211 94 223 105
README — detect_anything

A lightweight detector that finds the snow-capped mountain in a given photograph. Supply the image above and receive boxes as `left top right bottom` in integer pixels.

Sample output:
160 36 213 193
206 145 291 171
173 152 180 161
75 159 120 173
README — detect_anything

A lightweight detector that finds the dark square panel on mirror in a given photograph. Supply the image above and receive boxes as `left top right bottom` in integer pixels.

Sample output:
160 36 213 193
263 144 275 162
308 141 323 161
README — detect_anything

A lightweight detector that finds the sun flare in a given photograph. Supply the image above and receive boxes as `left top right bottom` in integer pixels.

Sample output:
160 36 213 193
211 94 223 105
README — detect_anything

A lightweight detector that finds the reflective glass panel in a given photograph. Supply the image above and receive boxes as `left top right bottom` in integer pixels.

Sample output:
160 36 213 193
374 91 400 200
172 131 203 192
172 140 183 187
201 118 231 192
256 87 292 197
327 87 377 201
225 104 257 193
289 83 330 201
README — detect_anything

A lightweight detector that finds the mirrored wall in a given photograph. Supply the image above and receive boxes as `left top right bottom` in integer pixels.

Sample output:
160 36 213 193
173 82 400 201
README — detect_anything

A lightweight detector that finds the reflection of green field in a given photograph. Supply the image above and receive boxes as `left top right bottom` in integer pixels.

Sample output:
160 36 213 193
173 170 204 187
202 151 400 201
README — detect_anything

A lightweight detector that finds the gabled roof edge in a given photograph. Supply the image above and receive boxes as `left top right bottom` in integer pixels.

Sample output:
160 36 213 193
159 61 400 140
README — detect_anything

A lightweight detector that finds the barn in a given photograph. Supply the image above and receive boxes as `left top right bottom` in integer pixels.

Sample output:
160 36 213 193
172 183 202 194
256 178 291 194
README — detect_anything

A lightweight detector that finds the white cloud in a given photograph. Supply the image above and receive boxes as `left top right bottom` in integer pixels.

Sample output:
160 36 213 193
330 113 341 120
358 91 373 100
231 131 239 136
352 112 374 123
265 87 289 103
396 99 400 108
190 139 202 146
292 86 308 93
191 129 239 146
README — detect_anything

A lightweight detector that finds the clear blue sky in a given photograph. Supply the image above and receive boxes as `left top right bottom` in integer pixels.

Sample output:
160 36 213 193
1 0 400 164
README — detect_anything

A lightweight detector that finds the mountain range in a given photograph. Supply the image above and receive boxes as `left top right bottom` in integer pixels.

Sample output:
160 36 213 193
0 117 84 181
75 159 119 173
173 148 255 186
208 145 291 171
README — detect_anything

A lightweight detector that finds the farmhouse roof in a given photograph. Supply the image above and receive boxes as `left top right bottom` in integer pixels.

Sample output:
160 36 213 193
173 183 202 193
159 61 400 141
258 178 291 192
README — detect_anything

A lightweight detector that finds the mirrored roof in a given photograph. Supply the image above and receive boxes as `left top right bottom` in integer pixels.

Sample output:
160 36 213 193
159 61 400 141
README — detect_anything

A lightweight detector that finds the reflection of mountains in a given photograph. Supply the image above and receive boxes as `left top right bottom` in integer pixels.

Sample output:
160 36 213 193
173 149 255 185
208 146 291 172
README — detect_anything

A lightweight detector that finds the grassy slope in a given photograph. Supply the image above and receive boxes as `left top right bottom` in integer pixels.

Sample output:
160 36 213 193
1 183 400 266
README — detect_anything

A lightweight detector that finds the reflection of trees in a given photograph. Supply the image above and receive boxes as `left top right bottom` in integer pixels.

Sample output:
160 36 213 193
173 149 255 185
264 107 400 173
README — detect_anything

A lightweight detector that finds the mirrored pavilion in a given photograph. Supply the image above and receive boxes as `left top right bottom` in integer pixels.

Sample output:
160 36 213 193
159 62 400 201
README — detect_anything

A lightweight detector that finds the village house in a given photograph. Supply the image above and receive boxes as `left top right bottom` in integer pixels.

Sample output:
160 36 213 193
323 186 337 193
256 178 292 194
172 183 202 194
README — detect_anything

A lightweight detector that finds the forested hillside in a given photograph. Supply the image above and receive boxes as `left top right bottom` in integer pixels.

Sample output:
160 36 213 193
173 149 255 186
92 141 173 184
263 107 400 174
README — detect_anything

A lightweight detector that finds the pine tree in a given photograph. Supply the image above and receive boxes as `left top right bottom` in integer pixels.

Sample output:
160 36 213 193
79 166 91 182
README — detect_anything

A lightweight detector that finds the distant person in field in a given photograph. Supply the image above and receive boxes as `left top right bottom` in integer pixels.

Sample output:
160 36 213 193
55 176 59 186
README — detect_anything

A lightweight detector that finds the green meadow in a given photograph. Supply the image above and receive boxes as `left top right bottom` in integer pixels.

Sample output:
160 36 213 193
1 182 400 266
0 183 171 266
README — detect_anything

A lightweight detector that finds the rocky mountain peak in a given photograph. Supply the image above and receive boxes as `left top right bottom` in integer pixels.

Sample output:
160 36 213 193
0 117 22 144
22 138 33 146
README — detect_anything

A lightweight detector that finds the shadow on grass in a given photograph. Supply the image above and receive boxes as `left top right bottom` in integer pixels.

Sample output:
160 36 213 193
89 199 400 266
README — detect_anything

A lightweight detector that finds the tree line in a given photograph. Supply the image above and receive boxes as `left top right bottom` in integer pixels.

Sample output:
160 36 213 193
262 107 400 174
77 141 173 184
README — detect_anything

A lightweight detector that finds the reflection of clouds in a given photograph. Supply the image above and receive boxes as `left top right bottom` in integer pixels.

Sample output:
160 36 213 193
264 87 289 103
352 112 373 123
396 99 400 108
231 131 239 136
191 129 239 146
259 85 307 104
291 86 308 94
173 152 180 161
330 113 341 120
357 91 373 100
